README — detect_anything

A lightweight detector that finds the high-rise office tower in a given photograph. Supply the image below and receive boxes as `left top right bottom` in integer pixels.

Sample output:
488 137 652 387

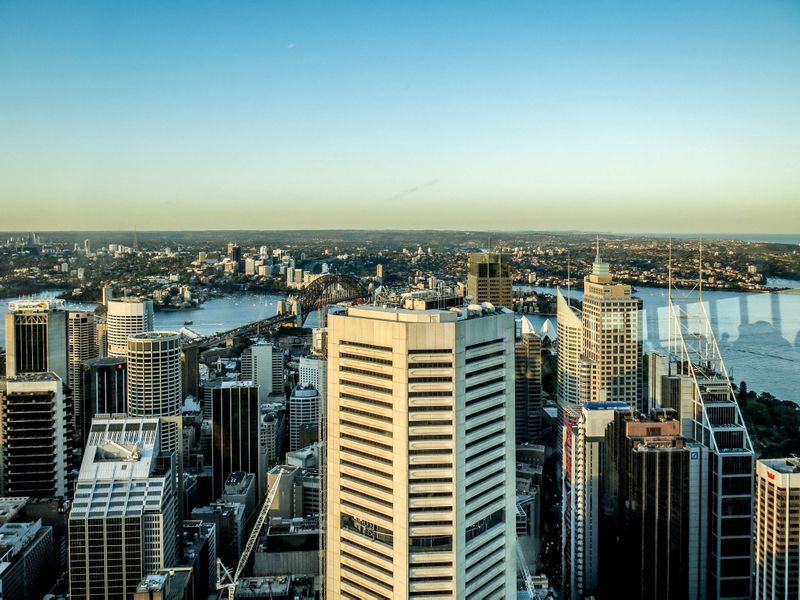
602 409 708 600
0 373 69 497
755 458 800 600
241 343 284 402
68 415 177 599
580 246 642 408
663 294 754 599
127 332 182 418
68 311 98 438
4 299 68 381
208 380 262 499
326 304 516 599
81 357 127 444
561 402 628 600
556 290 583 412
515 317 542 444
106 297 154 358
289 383 319 452
466 252 513 308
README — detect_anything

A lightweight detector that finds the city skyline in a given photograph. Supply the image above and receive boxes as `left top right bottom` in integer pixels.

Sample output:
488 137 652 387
2 1 799 232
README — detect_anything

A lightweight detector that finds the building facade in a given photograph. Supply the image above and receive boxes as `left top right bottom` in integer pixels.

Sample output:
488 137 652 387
754 458 800 600
208 380 262 499
0 373 70 497
580 248 642 408
106 298 154 358
602 409 708 600
241 343 284 402
68 416 177 600
4 299 68 382
326 304 517 599
81 357 127 444
515 318 543 444
289 383 319 453
466 252 513 308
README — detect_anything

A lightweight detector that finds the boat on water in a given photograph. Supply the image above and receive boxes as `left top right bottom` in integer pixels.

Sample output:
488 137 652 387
184 320 193 325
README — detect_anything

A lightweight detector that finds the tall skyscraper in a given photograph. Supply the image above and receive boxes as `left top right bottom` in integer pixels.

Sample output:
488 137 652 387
602 408 708 600
580 245 641 408
0 373 70 497
68 311 98 438
106 297 154 358
515 317 542 444
4 299 68 381
555 289 583 412
81 357 127 444
326 304 517 599
289 383 319 452
561 402 628 599
126 332 182 418
208 380 262 499
299 354 327 403
241 343 284 402
662 294 754 599
68 415 177 599
466 252 513 308
755 458 800 600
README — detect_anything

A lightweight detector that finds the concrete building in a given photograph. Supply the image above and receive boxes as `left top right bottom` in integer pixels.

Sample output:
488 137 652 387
466 252 513 308
602 409 709 600
0 373 70 497
261 407 286 469
191 501 245 568
80 356 127 445
663 293 755 599
106 297 154 358
755 458 800 600
0 519 55 599
298 354 327 404
555 290 582 412
208 380 262 499
67 311 97 420
68 416 177 599
289 384 319 453
241 343 284 403
561 402 629 600
4 298 68 382
580 246 642 408
326 304 517 599
127 332 182 418
515 317 543 444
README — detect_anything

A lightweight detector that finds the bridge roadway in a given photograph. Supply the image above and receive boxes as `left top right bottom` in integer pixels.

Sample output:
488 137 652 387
182 291 367 351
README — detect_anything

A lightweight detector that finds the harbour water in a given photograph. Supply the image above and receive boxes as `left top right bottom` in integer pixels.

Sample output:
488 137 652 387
517 279 800 402
0 282 797 401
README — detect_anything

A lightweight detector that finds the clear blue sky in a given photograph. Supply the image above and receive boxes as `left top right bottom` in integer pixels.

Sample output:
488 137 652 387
1 1 799 231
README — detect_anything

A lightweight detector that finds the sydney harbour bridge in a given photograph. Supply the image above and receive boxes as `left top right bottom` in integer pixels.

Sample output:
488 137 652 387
180 273 370 394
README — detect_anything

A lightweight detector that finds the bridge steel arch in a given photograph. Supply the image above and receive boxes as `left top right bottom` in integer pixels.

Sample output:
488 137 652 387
294 273 371 325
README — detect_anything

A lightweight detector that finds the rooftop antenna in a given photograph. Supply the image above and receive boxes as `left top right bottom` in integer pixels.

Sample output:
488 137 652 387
133 226 138 253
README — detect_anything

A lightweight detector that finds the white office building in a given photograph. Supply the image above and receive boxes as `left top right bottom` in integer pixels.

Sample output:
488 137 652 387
326 304 517 599
106 297 154 358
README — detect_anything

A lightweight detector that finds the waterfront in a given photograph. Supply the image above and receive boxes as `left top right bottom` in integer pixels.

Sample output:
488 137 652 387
1 283 797 401
518 279 800 402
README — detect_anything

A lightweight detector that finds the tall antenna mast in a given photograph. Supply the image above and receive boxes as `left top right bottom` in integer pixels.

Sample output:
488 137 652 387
698 236 703 301
567 251 571 303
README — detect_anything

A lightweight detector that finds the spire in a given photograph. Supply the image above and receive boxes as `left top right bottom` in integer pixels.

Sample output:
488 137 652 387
591 235 610 277
595 234 601 264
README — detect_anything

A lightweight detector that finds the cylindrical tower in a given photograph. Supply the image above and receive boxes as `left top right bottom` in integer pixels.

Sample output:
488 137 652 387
106 298 154 357
126 331 181 417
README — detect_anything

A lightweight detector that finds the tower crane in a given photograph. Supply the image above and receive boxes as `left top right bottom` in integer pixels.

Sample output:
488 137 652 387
216 469 284 599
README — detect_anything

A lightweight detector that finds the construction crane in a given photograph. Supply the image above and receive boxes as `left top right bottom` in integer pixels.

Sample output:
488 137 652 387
216 469 284 599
